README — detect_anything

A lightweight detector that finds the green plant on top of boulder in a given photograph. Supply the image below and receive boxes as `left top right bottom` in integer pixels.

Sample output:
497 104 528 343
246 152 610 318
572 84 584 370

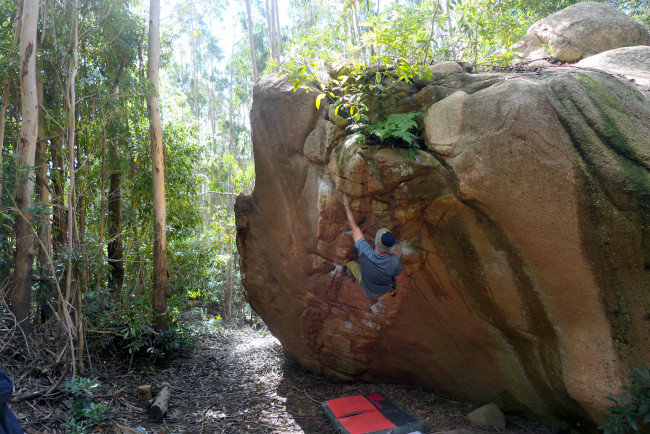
284 58 428 159
599 365 650 434
349 109 425 159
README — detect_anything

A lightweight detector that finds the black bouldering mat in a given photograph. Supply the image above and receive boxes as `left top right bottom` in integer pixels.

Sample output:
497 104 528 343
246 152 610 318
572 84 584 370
322 392 424 434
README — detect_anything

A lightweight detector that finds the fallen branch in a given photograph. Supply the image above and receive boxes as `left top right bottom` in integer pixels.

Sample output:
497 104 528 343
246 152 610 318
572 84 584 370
10 365 70 403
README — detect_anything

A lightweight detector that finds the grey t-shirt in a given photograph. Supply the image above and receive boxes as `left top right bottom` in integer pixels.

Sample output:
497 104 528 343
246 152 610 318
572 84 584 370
355 238 402 297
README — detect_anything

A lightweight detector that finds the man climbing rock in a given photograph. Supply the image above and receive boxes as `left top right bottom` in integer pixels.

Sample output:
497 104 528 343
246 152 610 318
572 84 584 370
342 193 403 297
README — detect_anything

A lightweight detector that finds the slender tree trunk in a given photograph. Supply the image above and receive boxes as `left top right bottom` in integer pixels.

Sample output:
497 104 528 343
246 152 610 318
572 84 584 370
51 140 66 255
36 45 54 323
64 0 78 309
265 0 276 68
10 0 38 331
423 1 440 66
343 17 351 58
222 28 240 319
106 77 124 296
350 1 363 60
226 173 233 318
75 134 87 373
273 0 281 63
107 137 123 293
245 0 258 82
190 13 199 118
96 104 107 291
64 0 80 376
147 0 167 331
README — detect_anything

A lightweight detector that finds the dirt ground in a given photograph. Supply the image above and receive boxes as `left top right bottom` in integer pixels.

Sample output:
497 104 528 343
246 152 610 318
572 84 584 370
6 319 565 433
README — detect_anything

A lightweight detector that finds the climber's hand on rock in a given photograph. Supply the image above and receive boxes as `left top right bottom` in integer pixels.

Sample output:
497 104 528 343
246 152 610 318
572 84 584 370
342 193 350 207
393 244 402 257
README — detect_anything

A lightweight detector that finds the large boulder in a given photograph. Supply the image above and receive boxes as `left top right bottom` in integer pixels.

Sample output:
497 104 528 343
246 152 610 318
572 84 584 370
513 2 650 63
576 45 650 87
236 64 650 427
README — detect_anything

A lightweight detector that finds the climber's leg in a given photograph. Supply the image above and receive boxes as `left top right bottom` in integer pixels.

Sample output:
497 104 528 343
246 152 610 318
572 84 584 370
344 261 362 285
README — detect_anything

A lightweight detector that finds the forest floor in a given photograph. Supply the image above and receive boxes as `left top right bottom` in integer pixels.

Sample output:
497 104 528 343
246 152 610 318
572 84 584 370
7 316 566 434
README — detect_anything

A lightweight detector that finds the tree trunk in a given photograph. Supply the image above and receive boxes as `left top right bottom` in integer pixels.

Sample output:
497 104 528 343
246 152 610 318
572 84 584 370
350 1 363 60
265 0 276 68
226 173 233 319
245 0 258 82
147 0 167 331
75 131 88 374
273 0 281 63
64 0 80 376
11 0 38 331
423 1 440 66
64 0 78 306
190 13 199 118
223 25 241 319
107 137 124 293
36 43 53 323
96 104 107 291
51 140 67 255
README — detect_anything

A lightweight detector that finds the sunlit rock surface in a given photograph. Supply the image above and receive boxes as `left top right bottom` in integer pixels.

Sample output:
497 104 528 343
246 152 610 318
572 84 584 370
235 17 650 428
576 45 650 87
512 2 650 62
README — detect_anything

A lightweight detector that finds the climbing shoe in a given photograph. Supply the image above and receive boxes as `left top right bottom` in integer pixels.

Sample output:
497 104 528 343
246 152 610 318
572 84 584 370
343 266 356 283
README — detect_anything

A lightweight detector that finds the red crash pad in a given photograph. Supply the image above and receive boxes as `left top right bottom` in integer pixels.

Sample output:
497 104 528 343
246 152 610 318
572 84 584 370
322 392 424 434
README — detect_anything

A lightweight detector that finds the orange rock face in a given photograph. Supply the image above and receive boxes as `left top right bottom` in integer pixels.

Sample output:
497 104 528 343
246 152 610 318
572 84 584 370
235 67 650 426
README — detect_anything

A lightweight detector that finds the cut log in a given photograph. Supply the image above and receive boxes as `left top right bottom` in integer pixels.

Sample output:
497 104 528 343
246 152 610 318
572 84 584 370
136 385 152 404
148 382 171 421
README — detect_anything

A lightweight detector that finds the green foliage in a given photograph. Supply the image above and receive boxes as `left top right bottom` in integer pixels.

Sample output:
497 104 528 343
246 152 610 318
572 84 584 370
148 323 198 362
60 377 111 433
86 293 198 364
606 0 650 27
191 314 224 334
168 234 221 306
284 54 430 158
281 0 608 160
599 366 650 434
286 58 427 124
354 110 425 158
0 154 19 282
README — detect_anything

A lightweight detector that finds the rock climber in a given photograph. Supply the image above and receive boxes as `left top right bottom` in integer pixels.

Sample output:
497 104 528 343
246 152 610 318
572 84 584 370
342 193 403 297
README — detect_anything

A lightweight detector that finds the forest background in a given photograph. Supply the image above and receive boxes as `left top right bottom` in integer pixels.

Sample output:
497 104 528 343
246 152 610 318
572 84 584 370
0 0 648 383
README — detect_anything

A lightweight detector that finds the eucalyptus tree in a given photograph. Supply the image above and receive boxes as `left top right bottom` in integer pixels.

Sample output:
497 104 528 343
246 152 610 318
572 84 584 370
148 0 168 332
10 0 38 331
245 0 259 81
266 0 281 67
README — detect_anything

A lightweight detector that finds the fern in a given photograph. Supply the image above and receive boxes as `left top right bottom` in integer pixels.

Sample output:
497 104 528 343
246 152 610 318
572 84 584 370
362 111 423 158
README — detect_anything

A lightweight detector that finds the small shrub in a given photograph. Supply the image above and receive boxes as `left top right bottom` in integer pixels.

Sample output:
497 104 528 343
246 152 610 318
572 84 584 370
148 322 198 363
60 377 111 433
599 365 650 434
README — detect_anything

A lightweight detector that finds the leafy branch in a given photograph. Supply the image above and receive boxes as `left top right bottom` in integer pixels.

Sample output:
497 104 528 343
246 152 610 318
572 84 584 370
599 365 650 434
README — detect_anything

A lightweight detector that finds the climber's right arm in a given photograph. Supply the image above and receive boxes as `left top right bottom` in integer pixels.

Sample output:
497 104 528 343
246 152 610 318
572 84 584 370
342 194 363 243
